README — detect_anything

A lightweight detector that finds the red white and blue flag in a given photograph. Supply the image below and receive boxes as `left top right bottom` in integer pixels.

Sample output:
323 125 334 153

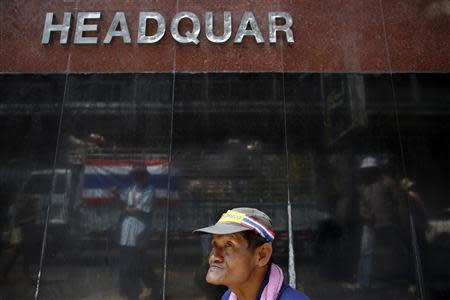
82 159 179 207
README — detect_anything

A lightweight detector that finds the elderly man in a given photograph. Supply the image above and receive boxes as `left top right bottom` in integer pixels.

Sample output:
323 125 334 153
194 207 310 300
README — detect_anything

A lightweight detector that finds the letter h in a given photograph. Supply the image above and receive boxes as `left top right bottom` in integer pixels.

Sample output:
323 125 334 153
42 12 71 44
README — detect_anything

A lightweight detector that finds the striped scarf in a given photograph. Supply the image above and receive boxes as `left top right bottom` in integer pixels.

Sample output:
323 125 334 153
229 263 284 300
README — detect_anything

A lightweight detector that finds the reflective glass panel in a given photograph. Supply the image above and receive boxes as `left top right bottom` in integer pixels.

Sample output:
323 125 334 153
286 73 417 299
35 74 172 299
165 73 290 299
394 74 450 300
0 74 65 299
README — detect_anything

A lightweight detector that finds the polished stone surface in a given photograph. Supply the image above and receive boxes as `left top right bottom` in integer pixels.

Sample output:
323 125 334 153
281 0 390 72
0 0 76 72
382 0 450 71
0 0 449 72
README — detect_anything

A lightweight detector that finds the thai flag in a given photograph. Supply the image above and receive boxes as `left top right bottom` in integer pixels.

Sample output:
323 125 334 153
242 216 276 242
82 159 179 207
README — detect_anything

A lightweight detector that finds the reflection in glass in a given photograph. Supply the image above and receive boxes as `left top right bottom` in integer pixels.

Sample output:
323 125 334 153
0 74 64 299
394 74 450 300
286 74 416 299
2 74 172 300
165 73 290 299
1 72 449 300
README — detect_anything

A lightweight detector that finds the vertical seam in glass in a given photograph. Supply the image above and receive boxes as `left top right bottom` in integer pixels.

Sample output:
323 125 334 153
281 37 297 289
162 1 179 299
279 0 296 287
379 1 426 299
378 0 407 175
33 1 79 298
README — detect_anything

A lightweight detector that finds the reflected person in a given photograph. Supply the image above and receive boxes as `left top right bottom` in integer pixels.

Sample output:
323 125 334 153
113 165 155 300
400 177 428 283
194 207 310 300
352 156 400 289
2 186 34 281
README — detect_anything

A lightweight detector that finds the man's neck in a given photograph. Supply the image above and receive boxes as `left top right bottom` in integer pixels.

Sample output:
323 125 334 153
135 182 147 189
231 265 269 300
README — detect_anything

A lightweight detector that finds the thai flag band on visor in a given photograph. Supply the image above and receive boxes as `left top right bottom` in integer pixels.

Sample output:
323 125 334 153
218 210 275 242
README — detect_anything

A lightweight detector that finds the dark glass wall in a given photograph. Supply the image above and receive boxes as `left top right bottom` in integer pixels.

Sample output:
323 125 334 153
0 74 64 299
393 74 450 300
0 73 449 300
286 74 413 299
166 74 289 299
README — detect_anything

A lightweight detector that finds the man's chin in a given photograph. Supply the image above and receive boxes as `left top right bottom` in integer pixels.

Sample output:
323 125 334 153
206 272 223 285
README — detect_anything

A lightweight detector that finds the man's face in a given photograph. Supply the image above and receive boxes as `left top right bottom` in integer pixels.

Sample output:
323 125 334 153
133 172 148 187
206 233 258 288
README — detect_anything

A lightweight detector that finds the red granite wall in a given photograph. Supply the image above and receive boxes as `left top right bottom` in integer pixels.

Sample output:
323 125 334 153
0 0 449 73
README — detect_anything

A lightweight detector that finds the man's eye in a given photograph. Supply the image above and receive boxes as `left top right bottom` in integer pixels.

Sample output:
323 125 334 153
225 241 233 248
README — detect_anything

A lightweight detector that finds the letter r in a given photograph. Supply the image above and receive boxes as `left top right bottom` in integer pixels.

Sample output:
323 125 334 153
268 12 294 44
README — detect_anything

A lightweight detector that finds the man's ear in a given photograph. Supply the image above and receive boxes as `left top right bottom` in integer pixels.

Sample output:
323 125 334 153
256 243 273 267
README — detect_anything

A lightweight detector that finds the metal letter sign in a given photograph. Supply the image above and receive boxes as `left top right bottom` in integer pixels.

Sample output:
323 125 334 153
268 12 294 44
42 12 71 44
137 12 166 44
74 12 101 44
205 11 232 43
42 11 294 45
104 12 131 44
234 11 264 44
171 12 201 45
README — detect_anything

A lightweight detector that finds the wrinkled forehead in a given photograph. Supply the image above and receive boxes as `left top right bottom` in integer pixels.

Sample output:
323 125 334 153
211 233 247 244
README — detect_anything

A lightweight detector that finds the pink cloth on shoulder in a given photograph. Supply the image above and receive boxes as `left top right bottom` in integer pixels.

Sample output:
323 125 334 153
229 263 284 300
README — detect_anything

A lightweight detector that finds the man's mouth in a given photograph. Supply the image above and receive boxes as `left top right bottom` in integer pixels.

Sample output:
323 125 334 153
209 264 223 271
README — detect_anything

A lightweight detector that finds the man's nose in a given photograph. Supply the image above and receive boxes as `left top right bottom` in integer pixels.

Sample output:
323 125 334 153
209 247 224 263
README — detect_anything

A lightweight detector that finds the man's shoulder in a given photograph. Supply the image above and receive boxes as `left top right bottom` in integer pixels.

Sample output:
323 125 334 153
221 285 310 300
221 289 231 300
142 184 155 193
278 283 310 300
